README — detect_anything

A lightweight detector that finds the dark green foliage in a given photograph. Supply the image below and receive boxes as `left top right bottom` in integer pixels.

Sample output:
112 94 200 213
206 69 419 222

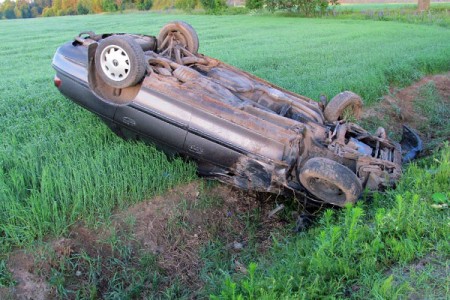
4 8 16 19
175 0 197 12
264 0 336 16
102 0 118 12
15 0 32 18
0 0 157 19
34 0 52 13
30 6 40 17
245 0 263 10
199 0 226 13
1 0 16 19
0 0 39 19
64 7 77 15
76 2 90 15
264 0 277 12
136 0 153 10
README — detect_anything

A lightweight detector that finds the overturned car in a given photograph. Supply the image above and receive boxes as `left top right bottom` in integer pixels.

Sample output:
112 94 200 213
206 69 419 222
52 21 421 207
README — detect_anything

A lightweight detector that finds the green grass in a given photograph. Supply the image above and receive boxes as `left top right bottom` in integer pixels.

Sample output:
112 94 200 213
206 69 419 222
0 259 15 287
1 12 450 297
212 145 450 299
33 227 184 299
386 252 450 299
1 10 449 246
0 14 202 251
414 81 450 145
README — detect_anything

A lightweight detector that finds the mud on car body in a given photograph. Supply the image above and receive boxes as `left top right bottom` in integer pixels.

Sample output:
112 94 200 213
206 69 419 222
52 21 421 207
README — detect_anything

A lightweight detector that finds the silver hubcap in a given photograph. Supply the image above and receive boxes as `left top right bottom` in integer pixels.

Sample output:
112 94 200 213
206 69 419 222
100 45 130 81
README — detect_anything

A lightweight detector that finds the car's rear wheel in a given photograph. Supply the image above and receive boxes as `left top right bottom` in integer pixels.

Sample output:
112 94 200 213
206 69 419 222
324 91 363 122
298 157 362 206
157 21 199 55
95 35 146 89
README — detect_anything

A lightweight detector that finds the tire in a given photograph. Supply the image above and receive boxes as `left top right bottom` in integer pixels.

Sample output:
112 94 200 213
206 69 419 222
157 21 199 54
95 35 146 89
324 91 363 122
298 157 362 206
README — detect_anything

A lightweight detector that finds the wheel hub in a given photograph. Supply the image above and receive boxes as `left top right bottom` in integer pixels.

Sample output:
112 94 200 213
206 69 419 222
100 45 130 81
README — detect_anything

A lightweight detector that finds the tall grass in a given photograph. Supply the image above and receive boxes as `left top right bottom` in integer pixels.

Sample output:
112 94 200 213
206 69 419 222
1 13 450 252
0 93 196 249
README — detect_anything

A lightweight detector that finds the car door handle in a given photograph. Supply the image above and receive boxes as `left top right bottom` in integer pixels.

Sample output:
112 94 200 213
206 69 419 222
188 144 204 155
122 116 136 126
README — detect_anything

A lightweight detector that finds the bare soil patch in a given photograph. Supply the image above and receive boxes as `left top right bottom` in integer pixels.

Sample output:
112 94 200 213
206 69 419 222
113 181 287 290
0 251 53 300
362 72 450 154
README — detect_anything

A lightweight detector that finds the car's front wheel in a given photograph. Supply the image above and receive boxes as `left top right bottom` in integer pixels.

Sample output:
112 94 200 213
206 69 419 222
95 35 146 89
298 157 362 206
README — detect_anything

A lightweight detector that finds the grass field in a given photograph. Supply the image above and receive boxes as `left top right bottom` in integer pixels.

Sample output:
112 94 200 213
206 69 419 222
0 12 449 298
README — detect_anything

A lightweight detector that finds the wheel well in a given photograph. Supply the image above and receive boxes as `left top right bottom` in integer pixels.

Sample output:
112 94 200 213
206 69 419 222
87 42 142 105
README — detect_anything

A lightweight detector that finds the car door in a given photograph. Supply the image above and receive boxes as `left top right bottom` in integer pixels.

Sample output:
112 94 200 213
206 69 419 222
113 89 191 155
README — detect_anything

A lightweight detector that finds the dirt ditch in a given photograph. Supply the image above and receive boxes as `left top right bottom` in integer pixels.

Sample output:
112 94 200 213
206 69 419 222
113 182 289 287
362 72 450 154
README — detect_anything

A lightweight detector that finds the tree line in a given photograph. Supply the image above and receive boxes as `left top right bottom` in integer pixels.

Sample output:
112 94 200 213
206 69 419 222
0 0 152 19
